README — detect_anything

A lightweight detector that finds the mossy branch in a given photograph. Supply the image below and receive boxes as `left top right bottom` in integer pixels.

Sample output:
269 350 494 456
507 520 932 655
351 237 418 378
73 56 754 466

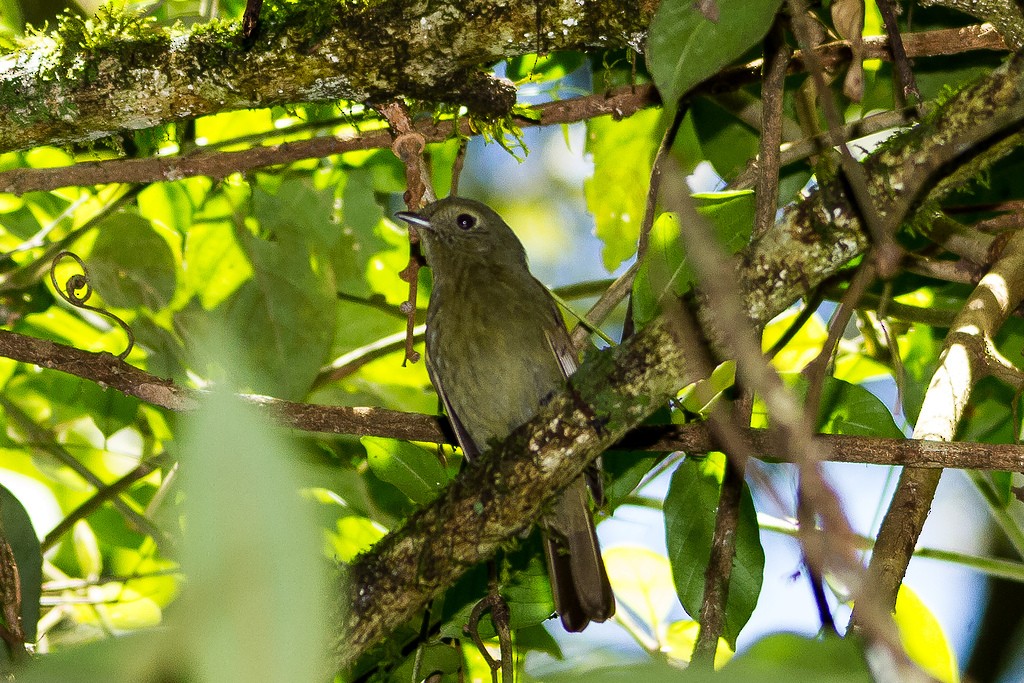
0 0 654 153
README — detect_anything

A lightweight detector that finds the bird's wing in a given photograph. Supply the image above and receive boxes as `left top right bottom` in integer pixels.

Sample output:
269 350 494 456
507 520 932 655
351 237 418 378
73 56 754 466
541 290 579 380
426 352 483 460
541 289 606 506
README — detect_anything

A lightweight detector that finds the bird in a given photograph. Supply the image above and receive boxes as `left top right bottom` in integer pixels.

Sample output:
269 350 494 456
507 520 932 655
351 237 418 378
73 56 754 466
396 196 615 632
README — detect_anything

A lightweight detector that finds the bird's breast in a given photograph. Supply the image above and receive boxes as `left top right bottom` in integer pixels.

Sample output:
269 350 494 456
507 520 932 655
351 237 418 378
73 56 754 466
426 279 565 450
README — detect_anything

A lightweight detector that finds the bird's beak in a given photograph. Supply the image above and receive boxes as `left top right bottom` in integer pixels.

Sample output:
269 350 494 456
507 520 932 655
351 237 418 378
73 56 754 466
394 211 432 231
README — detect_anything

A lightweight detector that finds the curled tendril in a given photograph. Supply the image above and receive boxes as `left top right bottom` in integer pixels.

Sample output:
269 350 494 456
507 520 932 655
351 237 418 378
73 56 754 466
49 251 135 360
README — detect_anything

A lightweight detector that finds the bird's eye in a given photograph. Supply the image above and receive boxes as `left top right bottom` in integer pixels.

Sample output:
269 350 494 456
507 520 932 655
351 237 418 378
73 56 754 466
455 213 476 230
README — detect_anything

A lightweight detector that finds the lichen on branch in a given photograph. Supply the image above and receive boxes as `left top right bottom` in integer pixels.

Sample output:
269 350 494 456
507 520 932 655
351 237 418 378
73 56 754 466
0 0 655 154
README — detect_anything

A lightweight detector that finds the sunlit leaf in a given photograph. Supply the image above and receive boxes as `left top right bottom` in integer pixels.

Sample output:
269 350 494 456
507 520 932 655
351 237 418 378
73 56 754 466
763 308 827 373
604 545 676 628
327 515 387 562
664 619 733 668
894 586 960 683
585 108 664 272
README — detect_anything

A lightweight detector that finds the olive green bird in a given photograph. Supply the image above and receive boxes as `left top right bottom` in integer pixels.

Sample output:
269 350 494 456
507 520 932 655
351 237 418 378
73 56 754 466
396 197 615 632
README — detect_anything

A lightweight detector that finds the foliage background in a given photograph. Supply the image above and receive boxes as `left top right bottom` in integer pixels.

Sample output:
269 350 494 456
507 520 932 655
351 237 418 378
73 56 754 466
0 0 1021 682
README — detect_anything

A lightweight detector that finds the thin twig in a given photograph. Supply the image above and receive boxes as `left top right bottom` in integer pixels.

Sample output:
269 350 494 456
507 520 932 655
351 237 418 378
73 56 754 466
377 100 436 366
41 456 169 552
876 0 922 107
754 16 792 239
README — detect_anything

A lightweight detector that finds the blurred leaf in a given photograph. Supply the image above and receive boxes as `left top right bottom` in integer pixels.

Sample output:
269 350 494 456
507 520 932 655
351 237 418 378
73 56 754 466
17 631 168 683
72 520 102 580
86 213 178 310
664 454 764 646
604 545 676 628
647 0 785 114
721 633 871 682
178 389 331 683
361 436 448 505
895 585 960 683
223 220 337 399
73 582 162 632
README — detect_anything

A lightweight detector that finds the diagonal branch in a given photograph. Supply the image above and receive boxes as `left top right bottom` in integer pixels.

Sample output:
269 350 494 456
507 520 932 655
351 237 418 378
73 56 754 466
334 312 695 672
852 227 1024 627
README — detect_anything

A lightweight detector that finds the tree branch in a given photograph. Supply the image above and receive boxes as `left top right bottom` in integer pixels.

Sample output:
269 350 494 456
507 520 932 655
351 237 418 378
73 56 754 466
740 49 1024 325
3 328 1024 470
0 24 1004 196
335 312 694 671
0 0 655 153
852 227 1024 626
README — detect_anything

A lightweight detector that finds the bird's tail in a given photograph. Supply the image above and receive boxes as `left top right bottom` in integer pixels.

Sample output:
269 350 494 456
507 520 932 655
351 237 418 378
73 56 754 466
543 477 615 632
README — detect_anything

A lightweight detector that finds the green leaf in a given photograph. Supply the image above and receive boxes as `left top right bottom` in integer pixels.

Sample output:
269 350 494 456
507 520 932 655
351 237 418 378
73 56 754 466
762 308 827 374
690 97 760 179
138 180 210 235
818 377 904 439
361 437 448 505
215 181 340 399
506 52 584 83
195 109 274 147
326 515 387 563
181 220 253 310
77 382 140 438
663 454 764 646
899 323 940 424
647 0 785 114
585 108 665 272
86 213 178 310
500 552 557 629
632 191 754 327
680 360 736 416
0 485 41 644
